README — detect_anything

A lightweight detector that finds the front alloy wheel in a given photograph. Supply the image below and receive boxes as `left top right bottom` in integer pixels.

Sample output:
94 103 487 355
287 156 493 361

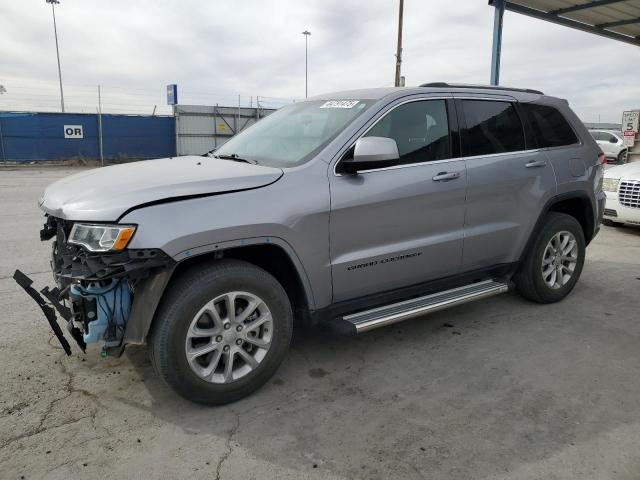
150 259 293 405
185 292 273 384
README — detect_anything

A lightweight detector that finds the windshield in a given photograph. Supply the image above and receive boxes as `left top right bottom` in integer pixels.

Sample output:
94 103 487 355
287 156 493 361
213 99 375 167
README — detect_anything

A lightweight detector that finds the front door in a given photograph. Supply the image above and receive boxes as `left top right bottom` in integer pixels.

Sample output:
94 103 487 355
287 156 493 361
329 98 467 302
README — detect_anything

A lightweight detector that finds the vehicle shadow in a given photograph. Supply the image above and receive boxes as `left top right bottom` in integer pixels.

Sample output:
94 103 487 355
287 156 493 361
607 224 640 235
120 275 640 479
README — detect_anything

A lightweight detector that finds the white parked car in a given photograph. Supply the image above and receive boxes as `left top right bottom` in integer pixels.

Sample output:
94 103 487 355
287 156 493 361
590 130 628 164
603 162 640 227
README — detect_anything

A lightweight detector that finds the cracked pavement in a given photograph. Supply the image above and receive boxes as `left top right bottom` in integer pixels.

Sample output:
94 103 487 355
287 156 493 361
2 167 640 479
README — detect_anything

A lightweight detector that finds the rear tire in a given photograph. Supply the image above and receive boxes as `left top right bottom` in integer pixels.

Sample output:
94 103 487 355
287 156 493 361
149 259 293 405
618 150 628 164
516 212 585 304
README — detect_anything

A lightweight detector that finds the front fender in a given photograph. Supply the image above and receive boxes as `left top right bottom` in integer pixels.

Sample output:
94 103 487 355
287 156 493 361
123 265 176 345
173 235 316 308
119 163 332 309
123 236 318 346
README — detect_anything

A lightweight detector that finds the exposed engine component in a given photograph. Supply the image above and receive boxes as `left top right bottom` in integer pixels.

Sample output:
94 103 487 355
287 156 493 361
71 279 132 346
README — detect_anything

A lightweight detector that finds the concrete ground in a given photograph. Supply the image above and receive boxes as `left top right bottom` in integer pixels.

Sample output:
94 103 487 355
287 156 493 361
1 167 640 480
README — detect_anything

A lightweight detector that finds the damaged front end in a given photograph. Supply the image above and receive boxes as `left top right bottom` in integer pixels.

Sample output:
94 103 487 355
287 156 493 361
15 215 174 357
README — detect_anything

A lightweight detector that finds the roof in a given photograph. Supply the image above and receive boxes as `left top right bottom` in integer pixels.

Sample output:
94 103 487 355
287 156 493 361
308 84 546 102
419 82 543 94
492 1 640 47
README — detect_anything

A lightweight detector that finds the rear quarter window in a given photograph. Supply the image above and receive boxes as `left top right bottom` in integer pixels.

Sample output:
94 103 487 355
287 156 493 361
521 104 579 148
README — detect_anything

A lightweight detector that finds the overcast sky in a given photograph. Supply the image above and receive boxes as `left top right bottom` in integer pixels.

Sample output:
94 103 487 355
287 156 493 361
0 0 638 122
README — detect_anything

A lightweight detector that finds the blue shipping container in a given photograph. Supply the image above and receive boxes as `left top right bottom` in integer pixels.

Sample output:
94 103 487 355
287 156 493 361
0 111 176 162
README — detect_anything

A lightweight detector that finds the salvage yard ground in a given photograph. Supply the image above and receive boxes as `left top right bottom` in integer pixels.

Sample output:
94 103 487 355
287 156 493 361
1 167 640 480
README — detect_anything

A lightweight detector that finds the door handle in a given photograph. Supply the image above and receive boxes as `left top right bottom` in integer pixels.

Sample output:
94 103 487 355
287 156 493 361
432 172 460 182
525 160 547 168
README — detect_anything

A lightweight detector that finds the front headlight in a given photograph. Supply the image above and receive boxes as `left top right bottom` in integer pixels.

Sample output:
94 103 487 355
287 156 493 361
602 177 620 193
68 224 136 252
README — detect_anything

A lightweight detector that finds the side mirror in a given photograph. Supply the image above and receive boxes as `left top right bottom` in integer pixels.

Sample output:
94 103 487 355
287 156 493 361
610 137 618 144
341 137 400 174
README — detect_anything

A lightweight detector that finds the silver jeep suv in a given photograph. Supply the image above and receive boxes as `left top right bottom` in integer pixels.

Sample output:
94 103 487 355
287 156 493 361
15 83 606 404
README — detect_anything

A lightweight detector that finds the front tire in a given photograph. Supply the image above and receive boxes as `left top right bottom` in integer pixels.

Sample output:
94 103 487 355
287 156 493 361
150 259 293 405
516 212 586 304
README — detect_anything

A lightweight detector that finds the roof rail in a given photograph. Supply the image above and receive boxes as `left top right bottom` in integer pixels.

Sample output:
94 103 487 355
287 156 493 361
419 82 544 95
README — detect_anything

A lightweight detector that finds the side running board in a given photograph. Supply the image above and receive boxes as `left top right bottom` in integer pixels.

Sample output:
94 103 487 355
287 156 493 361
342 280 509 334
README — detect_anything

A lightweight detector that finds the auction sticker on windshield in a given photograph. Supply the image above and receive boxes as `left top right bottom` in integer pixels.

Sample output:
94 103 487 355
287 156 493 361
320 100 360 109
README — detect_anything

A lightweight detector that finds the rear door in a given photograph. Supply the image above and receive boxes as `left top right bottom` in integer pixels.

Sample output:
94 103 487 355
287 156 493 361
329 97 467 302
457 97 557 270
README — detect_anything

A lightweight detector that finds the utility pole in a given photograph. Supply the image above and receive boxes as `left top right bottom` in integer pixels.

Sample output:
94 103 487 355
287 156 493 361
394 0 404 87
46 0 65 112
302 30 311 98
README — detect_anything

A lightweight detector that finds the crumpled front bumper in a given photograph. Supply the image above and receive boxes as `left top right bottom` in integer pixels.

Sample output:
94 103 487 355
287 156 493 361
15 216 175 356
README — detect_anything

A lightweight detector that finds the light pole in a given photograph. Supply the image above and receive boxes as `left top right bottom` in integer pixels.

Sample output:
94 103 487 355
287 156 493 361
302 30 311 98
46 0 65 112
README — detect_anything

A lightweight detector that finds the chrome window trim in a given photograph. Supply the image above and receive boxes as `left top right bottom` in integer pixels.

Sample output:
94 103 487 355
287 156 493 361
352 157 463 175
459 148 542 162
350 148 544 176
416 96 581 157
332 95 547 177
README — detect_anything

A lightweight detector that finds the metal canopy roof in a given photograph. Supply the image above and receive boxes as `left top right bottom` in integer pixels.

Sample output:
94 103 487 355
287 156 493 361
491 0 640 47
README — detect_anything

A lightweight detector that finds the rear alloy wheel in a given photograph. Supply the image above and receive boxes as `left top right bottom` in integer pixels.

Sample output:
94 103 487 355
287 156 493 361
516 212 585 303
540 231 579 290
150 259 293 405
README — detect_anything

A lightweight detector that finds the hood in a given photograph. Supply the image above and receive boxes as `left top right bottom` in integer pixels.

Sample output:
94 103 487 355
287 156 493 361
39 156 283 221
604 162 640 180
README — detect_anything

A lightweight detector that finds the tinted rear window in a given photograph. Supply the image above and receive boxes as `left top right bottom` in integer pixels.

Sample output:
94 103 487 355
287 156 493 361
522 104 578 148
461 100 525 156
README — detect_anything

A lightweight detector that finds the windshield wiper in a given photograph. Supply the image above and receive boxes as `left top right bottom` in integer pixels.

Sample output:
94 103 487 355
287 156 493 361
213 153 257 165
202 148 217 157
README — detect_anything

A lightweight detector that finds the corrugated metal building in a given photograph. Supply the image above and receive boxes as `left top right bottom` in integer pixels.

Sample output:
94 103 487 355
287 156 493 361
175 105 275 155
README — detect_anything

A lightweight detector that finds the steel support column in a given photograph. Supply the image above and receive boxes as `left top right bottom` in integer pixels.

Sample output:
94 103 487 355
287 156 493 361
490 0 505 86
